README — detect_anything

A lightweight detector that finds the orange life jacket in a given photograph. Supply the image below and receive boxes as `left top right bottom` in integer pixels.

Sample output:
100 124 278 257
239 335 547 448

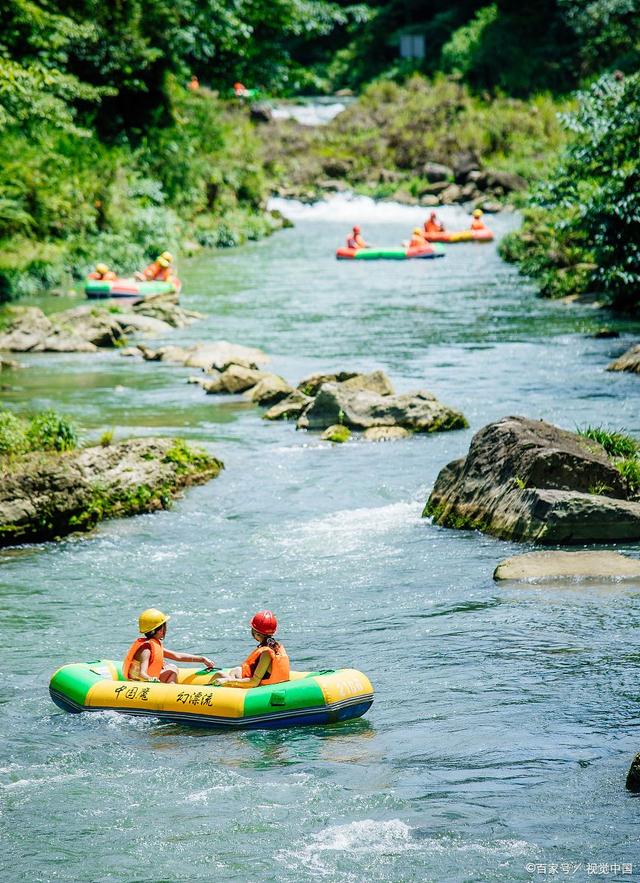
425 220 443 233
123 637 164 680
241 642 290 685
142 261 161 281
347 234 365 249
471 220 486 231
153 266 172 282
88 270 116 280
409 236 426 248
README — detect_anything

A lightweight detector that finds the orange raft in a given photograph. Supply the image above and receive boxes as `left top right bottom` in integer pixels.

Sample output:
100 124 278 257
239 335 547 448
424 229 494 243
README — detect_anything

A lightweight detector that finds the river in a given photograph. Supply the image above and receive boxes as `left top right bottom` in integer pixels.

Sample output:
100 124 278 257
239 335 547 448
2 196 640 882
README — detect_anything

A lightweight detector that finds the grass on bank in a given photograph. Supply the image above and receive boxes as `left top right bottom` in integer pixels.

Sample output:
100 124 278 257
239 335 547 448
0 409 78 457
577 425 640 495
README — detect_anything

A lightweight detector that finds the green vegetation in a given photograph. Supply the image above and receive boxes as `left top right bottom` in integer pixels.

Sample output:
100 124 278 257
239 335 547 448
0 409 78 456
265 75 564 200
577 425 640 496
577 426 639 460
163 438 223 476
501 73 640 310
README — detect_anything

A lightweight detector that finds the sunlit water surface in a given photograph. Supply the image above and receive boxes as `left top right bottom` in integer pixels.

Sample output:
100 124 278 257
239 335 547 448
1 196 640 882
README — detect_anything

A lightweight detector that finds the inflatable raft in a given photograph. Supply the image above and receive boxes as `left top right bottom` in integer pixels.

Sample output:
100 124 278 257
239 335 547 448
84 278 181 300
49 660 374 730
424 229 494 243
336 244 444 260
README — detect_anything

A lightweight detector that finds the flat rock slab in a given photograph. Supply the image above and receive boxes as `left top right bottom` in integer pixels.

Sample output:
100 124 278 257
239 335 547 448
494 550 640 582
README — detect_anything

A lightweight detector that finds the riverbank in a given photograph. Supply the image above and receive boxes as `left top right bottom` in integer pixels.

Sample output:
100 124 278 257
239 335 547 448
0 83 285 303
0 410 222 545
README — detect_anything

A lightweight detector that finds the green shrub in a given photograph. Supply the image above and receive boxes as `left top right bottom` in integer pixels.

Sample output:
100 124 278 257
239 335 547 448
27 410 78 452
0 411 28 456
616 458 640 494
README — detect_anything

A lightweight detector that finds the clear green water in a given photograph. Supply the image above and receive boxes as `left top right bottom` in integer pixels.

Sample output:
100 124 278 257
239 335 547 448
1 199 640 882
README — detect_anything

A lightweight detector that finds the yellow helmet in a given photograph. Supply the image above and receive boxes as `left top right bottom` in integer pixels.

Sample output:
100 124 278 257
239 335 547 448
412 227 423 235
95 262 109 274
139 608 169 634
160 251 173 262
472 209 483 218
157 257 170 268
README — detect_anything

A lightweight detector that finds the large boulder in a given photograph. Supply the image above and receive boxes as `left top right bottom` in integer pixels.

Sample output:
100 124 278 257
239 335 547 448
607 343 640 374
299 383 467 432
54 306 126 347
494 550 640 582
0 437 223 546
425 416 640 543
485 170 527 193
626 754 640 792
421 162 453 182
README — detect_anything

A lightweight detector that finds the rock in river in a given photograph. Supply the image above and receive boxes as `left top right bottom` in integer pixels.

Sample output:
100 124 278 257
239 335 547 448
299 383 467 433
425 416 640 543
494 550 640 582
0 438 223 546
607 343 640 374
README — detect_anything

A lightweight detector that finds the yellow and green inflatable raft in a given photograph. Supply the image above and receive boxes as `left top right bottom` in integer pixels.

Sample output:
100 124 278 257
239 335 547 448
49 660 374 730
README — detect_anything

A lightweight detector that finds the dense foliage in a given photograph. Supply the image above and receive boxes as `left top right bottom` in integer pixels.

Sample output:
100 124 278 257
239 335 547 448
500 73 640 310
264 75 564 198
0 408 78 456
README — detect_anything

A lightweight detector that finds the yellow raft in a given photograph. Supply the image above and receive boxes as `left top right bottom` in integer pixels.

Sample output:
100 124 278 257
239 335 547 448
49 660 374 730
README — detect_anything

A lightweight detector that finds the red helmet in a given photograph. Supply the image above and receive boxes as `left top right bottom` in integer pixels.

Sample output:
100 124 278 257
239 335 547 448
251 610 277 636
353 225 360 233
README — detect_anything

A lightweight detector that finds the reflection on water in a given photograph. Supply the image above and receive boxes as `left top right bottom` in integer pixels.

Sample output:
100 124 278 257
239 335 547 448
1 198 640 881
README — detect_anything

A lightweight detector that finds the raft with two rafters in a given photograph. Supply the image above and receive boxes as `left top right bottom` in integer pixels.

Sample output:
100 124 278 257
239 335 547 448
49 660 374 729
336 244 444 260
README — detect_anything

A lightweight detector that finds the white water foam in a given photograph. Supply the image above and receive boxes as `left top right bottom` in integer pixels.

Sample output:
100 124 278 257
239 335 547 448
268 193 473 226
271 102 346 126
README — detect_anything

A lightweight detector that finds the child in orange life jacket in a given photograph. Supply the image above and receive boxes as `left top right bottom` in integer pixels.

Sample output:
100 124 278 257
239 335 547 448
211 610 290 688
346 225 368 250
123 608 216 683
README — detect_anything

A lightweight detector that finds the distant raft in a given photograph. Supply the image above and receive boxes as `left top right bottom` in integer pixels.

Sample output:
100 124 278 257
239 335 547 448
336 244 445 260
49 660 374 730
424 229 494 243
84 277 182 300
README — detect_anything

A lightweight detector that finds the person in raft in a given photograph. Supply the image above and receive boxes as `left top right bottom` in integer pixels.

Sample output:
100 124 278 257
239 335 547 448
408 226 428 248
470 208 487 230
88 262 116 280
123 608 216 683
211 610 290 688
346 225 369 250
424 211 444 234
135 251 174 282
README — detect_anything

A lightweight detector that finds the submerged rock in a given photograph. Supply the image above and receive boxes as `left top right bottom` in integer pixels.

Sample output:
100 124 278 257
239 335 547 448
363 426 411 442
137 340 268 370
321 424 351 443
299 383 466 433
425 416 640 543
0 438 223 546
608 343 640 374
494 550 640 582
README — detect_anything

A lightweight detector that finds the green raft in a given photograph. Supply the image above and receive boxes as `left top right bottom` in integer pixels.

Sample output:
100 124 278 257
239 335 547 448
49 659 374 730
